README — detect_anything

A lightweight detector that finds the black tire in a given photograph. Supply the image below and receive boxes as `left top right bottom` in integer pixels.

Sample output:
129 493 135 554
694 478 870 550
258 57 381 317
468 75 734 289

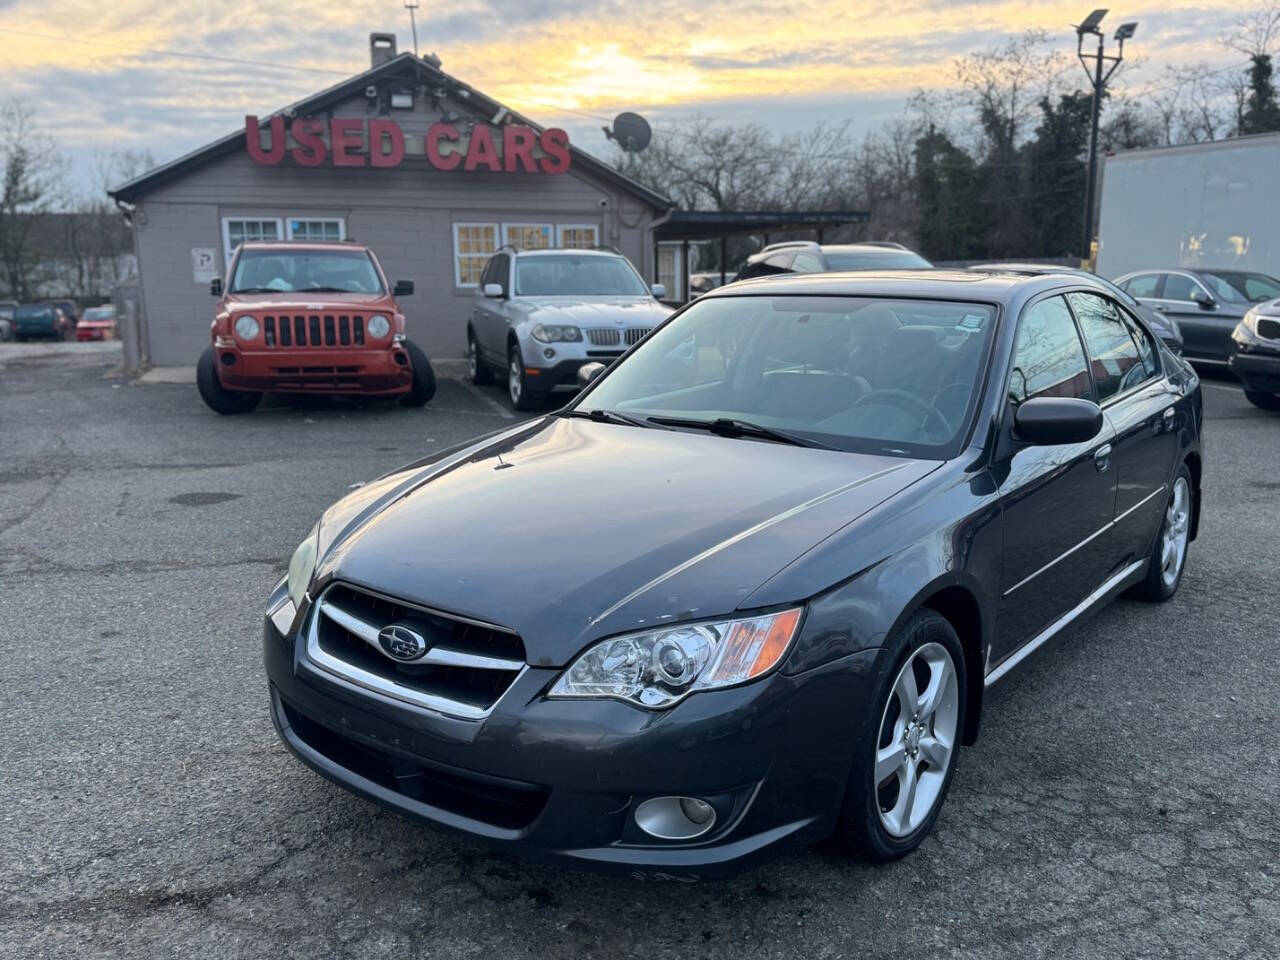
196 347 262 415
506 341 542 412
467 327 493 385
399 340 437 407
834 609 966 862
1244 389 1280 411
1128 463 1193 602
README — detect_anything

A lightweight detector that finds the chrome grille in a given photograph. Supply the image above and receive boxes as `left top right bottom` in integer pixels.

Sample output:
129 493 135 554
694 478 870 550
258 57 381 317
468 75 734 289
586 328 620 346
1259 317 1280 340
305 583 526 719
624 327 652 346
262 315 366 348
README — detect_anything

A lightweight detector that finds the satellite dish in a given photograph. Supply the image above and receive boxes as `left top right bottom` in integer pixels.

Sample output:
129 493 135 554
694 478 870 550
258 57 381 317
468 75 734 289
604 112 652 152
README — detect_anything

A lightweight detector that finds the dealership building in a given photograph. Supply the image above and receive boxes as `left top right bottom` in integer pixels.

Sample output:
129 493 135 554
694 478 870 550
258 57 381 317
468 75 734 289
108 35 674 366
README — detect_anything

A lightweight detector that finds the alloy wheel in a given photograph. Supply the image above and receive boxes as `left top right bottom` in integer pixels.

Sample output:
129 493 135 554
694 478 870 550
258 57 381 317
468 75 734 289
508 352 523 405
1160 476 1191 589
468 338 479 380
875 641 959 838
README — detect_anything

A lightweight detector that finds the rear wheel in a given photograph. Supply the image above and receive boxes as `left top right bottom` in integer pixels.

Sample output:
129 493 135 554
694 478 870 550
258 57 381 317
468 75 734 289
1244 389 1280 411
399 340 436 407
1129 465 1192 601
834 609 965 861
507 342 541 412
468 328 493 385
196 347 261 415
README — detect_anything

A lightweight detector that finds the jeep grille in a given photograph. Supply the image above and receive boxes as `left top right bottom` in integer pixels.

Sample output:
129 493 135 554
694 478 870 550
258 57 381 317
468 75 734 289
261 315 366 348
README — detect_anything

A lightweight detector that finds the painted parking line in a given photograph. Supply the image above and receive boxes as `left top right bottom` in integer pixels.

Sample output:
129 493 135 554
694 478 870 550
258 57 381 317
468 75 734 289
1200 380 1243 393
454 377 515 419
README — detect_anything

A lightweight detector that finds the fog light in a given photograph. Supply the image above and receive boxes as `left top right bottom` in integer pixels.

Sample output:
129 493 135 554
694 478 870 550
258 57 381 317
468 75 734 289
634 796 717 840
543 348 555 359
393 351 407 366
220 352 236 366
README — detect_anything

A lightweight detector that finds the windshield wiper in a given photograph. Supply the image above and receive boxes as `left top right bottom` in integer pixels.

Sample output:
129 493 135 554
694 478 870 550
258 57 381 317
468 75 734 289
646 416 835 450
230 287 282 294
561 408 652 428
303 286 361 293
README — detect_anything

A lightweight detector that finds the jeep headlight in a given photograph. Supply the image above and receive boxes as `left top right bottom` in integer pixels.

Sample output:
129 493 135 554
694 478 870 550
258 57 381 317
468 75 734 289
234 315 260 339
549 608 803 709
531 323 582 343
367 314 391 338
286 524 319 609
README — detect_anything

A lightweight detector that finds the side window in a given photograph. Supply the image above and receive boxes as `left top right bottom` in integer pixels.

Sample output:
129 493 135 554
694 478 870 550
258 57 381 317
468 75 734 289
1067 292 1146 400
1160 274 1197 302
1009 296 1092 404
1123 274 1160 298
1119 307 1158 379
487 254 510 293
791 253 824 273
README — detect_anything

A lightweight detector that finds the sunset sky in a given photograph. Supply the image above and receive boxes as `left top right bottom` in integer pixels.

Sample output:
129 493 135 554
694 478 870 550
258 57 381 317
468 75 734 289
0 0 1254 193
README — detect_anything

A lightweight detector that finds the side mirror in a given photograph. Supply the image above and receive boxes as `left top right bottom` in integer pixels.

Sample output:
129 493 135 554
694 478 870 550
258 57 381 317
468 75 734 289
1013 396 1103 445
393 280 414 297
577 361 606 390
483 282 505 299
210 277 223 296
650 283 667 299
1190 288 1215 309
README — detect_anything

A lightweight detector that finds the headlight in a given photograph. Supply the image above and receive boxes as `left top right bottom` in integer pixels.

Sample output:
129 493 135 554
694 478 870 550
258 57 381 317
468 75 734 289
531 323 582 343
234 315 260 339
549 608 803 708
367 314 391 338
286 524 319 609
1240 308 1260 335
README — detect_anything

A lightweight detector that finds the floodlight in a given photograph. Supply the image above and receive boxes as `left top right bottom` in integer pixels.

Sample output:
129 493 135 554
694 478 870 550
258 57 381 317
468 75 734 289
1114 21 1138 40
1076 9 1107 34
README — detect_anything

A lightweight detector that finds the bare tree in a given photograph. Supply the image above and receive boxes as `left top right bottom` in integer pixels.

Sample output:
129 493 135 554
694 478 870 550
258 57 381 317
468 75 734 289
0 99 65 300
1223 0 1280 57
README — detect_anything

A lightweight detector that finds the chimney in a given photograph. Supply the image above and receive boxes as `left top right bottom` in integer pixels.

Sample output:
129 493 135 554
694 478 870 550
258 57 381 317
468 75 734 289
370 33 396 68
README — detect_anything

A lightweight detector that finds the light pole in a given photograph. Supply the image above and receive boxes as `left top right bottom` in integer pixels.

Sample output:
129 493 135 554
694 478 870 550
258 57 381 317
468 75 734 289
1075 9 1136 265
405 0 420 58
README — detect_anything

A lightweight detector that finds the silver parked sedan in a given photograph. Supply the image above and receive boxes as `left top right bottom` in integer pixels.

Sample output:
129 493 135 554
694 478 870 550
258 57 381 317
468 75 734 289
467 247 672 410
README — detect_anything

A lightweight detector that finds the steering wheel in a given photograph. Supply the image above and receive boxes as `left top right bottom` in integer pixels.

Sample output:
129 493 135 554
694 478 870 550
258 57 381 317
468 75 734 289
851 388 951 441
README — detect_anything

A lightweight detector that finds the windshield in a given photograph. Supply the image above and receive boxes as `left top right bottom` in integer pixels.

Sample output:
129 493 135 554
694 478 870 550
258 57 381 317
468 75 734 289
825 251 933 271
514 255 649 297
1197 271 1280 304
578 295 996 458
230 249 384 294
83 307 114 321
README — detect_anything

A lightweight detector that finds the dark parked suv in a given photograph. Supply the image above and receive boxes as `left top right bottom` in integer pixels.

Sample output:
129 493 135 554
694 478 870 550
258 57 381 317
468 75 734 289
264 270 1201 877
735 241 932 281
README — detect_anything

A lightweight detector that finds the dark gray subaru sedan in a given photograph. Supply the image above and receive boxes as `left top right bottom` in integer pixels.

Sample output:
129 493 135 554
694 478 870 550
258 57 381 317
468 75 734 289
264 271 1202 878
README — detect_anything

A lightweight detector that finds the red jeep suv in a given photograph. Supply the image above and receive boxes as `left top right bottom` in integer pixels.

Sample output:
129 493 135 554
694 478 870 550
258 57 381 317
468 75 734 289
199 241 435 414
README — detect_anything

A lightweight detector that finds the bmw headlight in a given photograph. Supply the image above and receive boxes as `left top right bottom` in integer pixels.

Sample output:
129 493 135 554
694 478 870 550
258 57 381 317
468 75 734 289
549 608 803 708
234 315 260 340
531 323 582 343
367 314 391 338
286 524 319 609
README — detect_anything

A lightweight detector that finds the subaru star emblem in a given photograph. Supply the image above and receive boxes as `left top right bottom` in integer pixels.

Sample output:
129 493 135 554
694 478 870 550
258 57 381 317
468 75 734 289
377 624 428 662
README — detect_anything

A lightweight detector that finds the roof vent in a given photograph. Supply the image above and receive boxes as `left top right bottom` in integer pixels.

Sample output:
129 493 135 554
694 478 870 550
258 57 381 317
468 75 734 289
370 33 396 68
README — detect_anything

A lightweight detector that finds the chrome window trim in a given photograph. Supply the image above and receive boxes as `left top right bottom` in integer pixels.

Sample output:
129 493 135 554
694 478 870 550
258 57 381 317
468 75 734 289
987 558 1147 686
1003 484 1166 597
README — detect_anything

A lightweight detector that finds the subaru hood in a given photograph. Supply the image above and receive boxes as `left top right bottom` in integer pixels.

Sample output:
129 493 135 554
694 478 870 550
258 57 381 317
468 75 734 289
316 417 937 666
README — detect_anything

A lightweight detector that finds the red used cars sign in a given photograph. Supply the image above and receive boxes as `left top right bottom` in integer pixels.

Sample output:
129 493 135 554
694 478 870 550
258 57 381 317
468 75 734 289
244 116 571 174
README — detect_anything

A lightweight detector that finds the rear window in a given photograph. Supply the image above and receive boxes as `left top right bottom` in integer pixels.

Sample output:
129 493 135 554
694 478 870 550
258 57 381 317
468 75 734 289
15 305 54 319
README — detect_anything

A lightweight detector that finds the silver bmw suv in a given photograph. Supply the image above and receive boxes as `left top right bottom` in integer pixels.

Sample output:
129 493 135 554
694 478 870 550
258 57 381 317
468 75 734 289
467 247 673 410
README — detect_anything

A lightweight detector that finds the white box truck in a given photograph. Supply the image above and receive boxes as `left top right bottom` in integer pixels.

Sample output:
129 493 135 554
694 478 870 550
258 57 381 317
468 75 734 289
1096 133 1280 280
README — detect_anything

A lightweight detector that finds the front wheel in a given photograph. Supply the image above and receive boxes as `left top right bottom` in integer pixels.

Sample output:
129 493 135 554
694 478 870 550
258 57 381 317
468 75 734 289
834 609 965 861
1129 464 1192 601
1244 389 1280 411
399 340 436 407
196 347 262 415
507 342 541 412
468 328 493 385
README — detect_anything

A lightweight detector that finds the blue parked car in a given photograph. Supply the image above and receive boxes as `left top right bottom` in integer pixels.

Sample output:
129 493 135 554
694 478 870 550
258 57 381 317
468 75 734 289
13 303 69 341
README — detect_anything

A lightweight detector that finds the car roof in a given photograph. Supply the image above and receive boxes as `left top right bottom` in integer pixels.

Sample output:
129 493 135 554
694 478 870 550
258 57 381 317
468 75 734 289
967 263 1086 275
239 241 369 252
708 269 1111 304
819 244 924 254
512 248 621 258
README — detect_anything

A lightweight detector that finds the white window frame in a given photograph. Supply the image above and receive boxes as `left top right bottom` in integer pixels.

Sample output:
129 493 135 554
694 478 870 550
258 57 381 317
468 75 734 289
286 217 346 243
502 222 554 251
657 241 684 301
453 222 500 288
556 223 599 249
221 217 283 269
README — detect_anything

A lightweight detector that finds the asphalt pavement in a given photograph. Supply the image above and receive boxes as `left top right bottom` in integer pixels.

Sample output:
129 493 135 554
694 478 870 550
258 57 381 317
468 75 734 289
1 344 1277 959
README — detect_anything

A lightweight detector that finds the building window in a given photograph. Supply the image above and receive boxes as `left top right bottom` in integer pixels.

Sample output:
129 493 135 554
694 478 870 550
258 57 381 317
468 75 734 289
287 218 345 242
657 243 683 300
222 218 282 265
557 224 599 249
453 222 499 287
503 223 553 250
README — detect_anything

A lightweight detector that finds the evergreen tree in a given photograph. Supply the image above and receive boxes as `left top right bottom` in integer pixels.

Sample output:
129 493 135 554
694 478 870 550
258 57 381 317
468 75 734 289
1024 93 1092 257
913 126 988 261
1241 54 1280 135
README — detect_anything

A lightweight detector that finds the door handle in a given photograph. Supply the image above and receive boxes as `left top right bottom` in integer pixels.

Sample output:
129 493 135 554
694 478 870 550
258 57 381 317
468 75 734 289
1162 407 1175 420
1093 443 1112 472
